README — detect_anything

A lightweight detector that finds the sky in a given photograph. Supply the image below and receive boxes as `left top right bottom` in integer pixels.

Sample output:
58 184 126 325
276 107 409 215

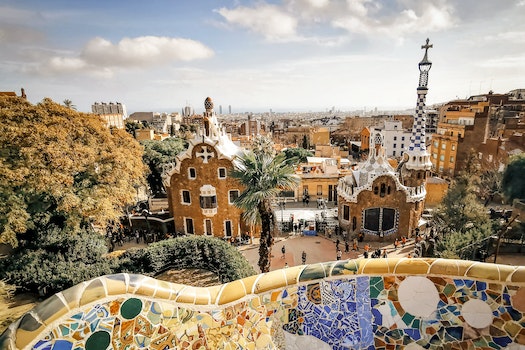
1 0 524 114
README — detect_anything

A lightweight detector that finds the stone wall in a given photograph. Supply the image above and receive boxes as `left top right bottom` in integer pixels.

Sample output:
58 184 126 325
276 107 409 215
2 258 525 350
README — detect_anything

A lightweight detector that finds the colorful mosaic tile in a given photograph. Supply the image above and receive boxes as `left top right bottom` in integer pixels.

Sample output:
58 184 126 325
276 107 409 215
1 259 525 350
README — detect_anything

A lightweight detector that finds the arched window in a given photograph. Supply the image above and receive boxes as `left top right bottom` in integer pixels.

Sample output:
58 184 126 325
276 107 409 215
380 183 386 197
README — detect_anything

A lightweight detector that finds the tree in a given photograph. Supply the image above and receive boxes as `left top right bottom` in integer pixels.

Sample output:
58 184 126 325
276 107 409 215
231 139 299 273
62 99 76 110
141 138 187 196
502 153 525 203
282 147 313 165
0 96 147 247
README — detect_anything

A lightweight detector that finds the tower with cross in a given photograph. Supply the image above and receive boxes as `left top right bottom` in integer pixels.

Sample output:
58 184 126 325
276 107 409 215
402 38 433 187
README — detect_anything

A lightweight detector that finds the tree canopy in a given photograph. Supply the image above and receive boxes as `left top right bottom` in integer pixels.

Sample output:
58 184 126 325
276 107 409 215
281 147 313 165
502 153 525 203
0 96 146 247
141 138 187 195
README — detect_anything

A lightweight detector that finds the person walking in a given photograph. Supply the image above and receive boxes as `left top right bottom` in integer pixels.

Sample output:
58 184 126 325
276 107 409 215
345 240 349 253
401 236 407 248
281 245 286 259
302 251 307 265
382 249 388 258
352 238 359 251
336 248 342 260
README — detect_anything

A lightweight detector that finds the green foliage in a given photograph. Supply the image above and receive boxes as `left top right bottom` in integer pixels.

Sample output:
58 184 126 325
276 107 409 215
502 153 525 203
0 96 147 247
114 236 255 283
434 222 493 260
281 147 313 166
0 280 15 304
140 138 187 195
0 225 112 296
434 174 489 234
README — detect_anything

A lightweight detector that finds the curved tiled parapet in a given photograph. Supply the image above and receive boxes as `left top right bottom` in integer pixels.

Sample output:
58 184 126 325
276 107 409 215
1 258 525 349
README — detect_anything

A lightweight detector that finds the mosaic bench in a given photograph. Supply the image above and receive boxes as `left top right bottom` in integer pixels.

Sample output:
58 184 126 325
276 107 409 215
1 258 525 349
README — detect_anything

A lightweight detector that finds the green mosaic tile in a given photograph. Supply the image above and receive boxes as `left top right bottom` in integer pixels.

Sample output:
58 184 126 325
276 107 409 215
120 298 143 320
443 283 455 297
402 312 415 325
298 263 327 282
85 330 110 350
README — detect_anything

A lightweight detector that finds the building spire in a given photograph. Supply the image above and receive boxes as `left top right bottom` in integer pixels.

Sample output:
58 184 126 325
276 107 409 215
405 38 433 171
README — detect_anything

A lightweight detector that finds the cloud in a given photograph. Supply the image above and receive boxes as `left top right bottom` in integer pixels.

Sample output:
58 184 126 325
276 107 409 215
218 0 456 43
216 4 298 41
36 36 214 76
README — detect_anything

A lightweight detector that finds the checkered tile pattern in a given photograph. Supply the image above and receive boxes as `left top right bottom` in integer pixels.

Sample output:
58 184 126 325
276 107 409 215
408 92 428 152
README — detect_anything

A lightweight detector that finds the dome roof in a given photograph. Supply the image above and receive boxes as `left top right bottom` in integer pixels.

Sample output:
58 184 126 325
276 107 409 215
204 97 214 110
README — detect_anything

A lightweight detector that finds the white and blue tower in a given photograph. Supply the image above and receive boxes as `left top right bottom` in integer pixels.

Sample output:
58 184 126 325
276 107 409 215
402 38 433 187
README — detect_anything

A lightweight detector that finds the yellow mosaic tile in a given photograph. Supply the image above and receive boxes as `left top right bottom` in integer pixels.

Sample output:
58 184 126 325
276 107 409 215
252 270 288 294
35 295 69 327
497 265 518 282
175 286 197 304
393 258 432 275
239 274 259 295
79 277 107 307
194 287 212 305
358 258 395 274
59 282 85 311
218 280 247 305
135 276 160 297
510 267 525 283
429 258 471 276
466 262 503 281
14 316 46 350
206 285 222 305
103 274 128 296
154 280 175 299
282 265 302 285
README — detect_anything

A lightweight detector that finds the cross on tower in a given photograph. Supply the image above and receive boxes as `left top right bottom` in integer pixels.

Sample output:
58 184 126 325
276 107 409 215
421 38 433 52
196 146 214 164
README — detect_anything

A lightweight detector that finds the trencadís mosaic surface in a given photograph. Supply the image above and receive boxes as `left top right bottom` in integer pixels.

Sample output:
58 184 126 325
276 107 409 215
1 258 525 349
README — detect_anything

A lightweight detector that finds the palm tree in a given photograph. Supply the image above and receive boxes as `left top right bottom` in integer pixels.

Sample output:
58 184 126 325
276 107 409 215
231 150 299 273
63 99 76 110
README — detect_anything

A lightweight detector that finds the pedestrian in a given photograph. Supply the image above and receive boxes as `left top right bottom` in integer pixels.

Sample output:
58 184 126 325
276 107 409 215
401 236 406 248
302 251 307 265
135 230 140 244
284 262 289 268
281 245 286 259
407 252 413 258
336 238 340 249
394 238 399 250
364 243 370 254
345 241 349 253
382 249 388 258
353 238 358 251
336 248 342 260
305 195 310 206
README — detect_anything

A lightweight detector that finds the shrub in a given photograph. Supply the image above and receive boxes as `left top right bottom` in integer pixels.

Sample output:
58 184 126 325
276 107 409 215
113 235 256 283
0 225 112 296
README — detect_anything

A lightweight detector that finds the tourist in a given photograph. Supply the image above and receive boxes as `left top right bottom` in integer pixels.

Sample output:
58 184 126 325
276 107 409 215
302 251 307 265
382 249 388 258
345 241 349 253
336 249 342 260
281 245 286 259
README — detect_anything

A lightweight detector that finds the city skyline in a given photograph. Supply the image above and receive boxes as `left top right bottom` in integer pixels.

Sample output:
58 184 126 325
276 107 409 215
1 0 524 114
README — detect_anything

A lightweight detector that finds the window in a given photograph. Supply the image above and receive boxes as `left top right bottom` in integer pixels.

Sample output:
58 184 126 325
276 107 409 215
224 220 232 237
373 186 379 195
182 190 191 204
451 144 456 151
200 195 217 209
229 190 240 204
441 143 446 150
380 183 386 197
218 168 227 179
317 185 322 196
393 143 397 148
188 167 196 179
204 219 212 236
352 217 357 231
401 144 404 149
450 156 454 163
440 155 445 161
343 205 350 221
433 153 437 159
401 136 405 141
433 141 439 148
393 151 396 156
393 136 397 141
364 208 396 234
185 218 194 234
